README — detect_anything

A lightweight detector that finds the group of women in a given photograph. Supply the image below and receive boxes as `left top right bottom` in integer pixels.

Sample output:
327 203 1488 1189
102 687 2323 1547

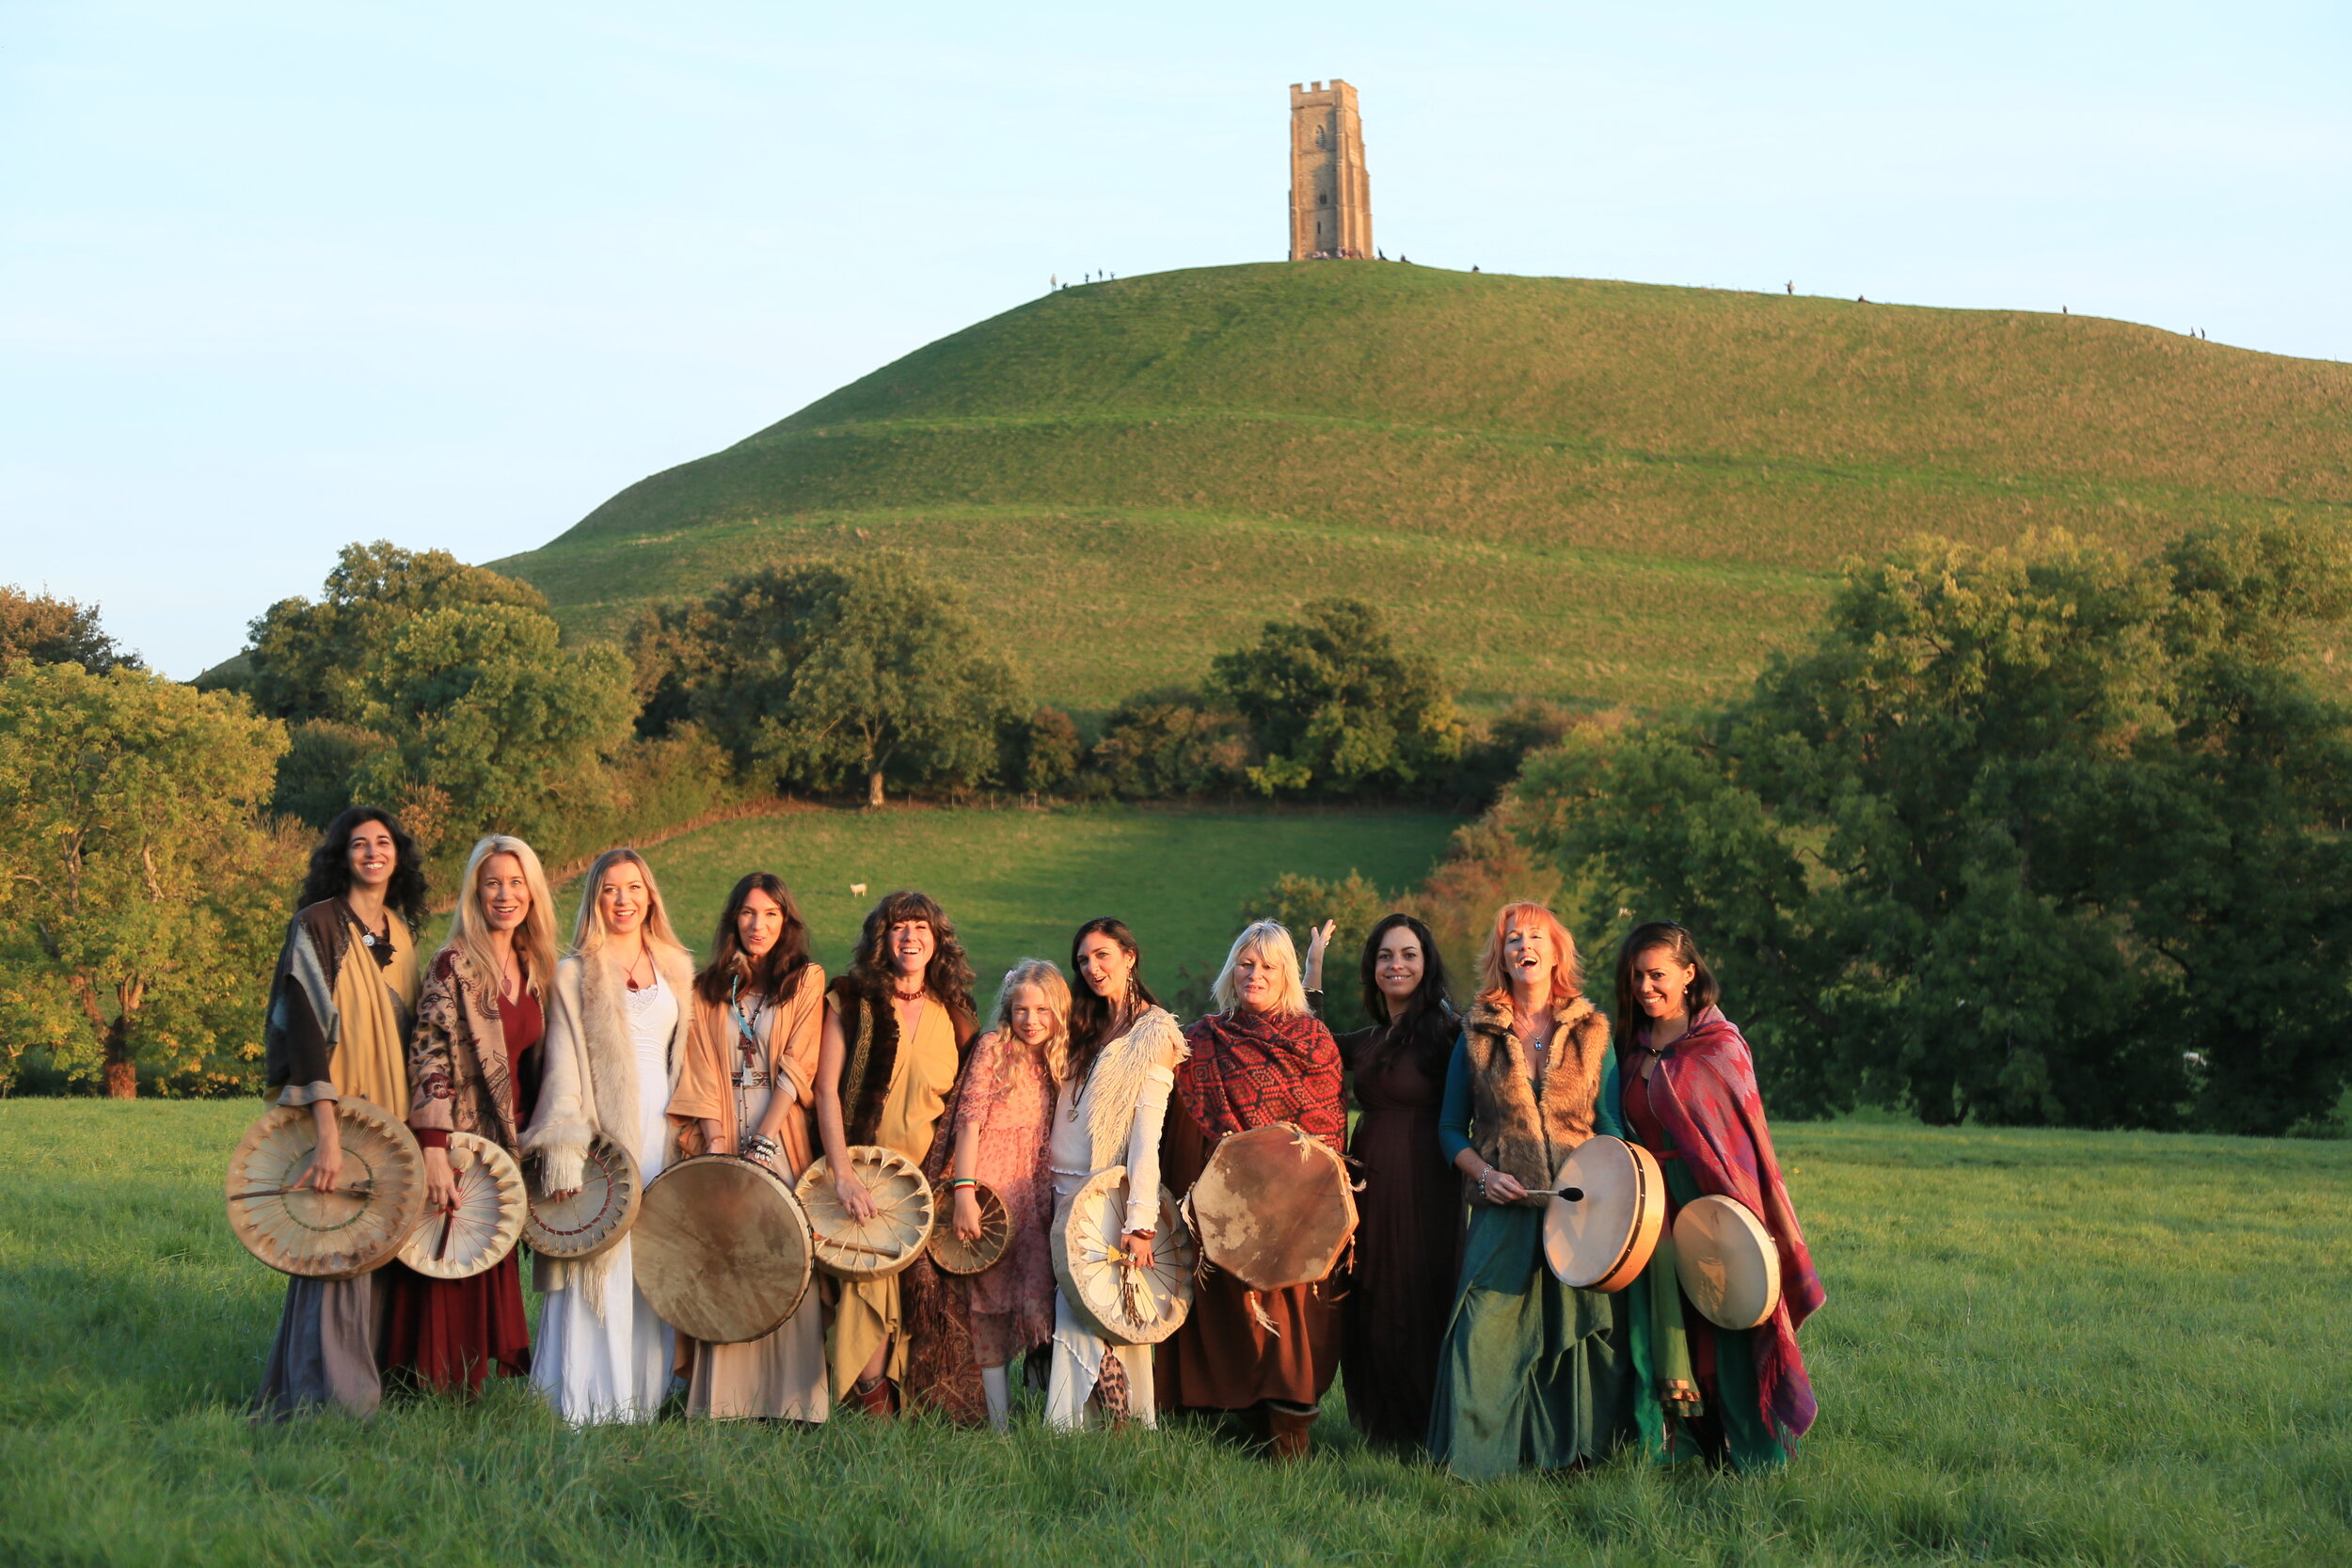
249 803 1823 1480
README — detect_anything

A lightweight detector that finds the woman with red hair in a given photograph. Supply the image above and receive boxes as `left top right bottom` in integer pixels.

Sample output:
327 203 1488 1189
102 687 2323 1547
1426 902 1637 1479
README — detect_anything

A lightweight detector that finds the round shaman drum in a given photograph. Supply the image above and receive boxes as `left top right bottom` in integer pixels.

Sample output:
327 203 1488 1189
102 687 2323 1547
225 1098 427 1279
396 1132 528 1280
524 1132 642 1262
1184 1122 1357 1291
1674 1194 1782 1330
1052 1166 1195 1345
634 1154 815 1343
1542 1134 1665 1291
793 1146 934 1280
927 1179 1011 1276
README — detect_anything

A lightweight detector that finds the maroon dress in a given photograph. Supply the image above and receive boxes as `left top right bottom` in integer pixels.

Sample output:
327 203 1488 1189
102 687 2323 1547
381 989 540 1394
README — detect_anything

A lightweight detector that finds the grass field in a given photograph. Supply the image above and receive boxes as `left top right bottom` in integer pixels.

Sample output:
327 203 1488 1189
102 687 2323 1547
567 801 1464 995
4 1102 2345 1566
494 261 2352 714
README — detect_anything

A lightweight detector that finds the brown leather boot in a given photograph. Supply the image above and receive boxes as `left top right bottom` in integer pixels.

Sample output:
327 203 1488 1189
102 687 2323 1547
1263 1406 1313 1462
850 1374 898 1420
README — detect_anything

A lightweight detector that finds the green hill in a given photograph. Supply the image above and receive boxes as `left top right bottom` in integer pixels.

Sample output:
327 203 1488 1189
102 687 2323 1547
496 262 2352 713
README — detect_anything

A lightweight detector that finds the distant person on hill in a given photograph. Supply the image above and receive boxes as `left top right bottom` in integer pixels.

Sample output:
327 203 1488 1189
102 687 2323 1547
251 806 430 1421
1610 922 1824 1469
1787 281 1793 293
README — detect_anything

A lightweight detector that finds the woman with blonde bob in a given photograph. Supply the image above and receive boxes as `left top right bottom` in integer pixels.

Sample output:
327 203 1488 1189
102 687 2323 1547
1426 902 1638 1480
1155 920 1345 1460
382 833 557 1395
522 847 697 1424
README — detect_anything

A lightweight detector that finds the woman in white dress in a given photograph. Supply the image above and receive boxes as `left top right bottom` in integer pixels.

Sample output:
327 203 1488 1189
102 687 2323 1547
1046 917 1186 1429
521 847 695 1424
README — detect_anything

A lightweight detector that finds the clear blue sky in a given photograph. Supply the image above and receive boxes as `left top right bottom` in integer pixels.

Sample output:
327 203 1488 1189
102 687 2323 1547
5 1 2346 675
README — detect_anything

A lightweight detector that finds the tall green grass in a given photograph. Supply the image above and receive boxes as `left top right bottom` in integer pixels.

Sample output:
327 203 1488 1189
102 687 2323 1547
4 1102 2344 1565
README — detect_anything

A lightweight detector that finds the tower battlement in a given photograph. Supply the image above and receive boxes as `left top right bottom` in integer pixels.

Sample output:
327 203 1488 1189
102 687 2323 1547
1288 79 1372 261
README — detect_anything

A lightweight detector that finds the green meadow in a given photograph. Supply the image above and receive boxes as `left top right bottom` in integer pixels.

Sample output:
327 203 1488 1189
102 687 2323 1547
496 262 2352 714
4 1101 2344 1566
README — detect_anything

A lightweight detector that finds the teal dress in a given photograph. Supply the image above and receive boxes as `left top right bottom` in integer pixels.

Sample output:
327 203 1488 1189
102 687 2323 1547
1426 1040 1638 1480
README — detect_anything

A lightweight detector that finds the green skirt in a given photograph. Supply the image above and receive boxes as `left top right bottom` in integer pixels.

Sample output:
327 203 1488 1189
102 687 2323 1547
1425 1201 1636 1481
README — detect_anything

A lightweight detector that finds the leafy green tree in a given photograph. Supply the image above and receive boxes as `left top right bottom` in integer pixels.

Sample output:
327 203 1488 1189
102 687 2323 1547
241 542 548 724
0 664 294 1096
347 603 635 851
1087 689 1252 799
1210 599 1464 797
0 587 140 673
1001 706 1082 795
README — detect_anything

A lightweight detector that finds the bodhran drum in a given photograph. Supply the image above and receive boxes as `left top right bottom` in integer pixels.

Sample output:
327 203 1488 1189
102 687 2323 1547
1052 1166 1195 1345
224 1098 427 1279
794 1146 934 1279
396 1132 528 1280
927 1179 1011 1275
524 1132 642 1262
1674 1194 1783 1330
1542 1134 1665 1291
633 1154 815 1344
1184 1122 1358 1291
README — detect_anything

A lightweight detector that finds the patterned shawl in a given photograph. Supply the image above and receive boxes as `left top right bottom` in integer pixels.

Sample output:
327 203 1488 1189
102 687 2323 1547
1640 1006 1827 1443
1176 1008 1346 1152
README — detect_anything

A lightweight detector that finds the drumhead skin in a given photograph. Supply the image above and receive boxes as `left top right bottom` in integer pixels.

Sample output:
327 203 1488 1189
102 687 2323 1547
1543 1134 1665 1291
1052 1166 1195 1345
524 1132 643 1261
795 1147 935 1279
397 1132 528 1280
634 1154 814 1344
225 1100 427 1280
1185 1122 1358 1291
928 1180 1011 1275
1674 1193 1783 1330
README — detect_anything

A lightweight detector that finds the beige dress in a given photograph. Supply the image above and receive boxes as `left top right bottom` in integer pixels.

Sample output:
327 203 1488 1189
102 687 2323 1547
667 964 830 1421
827 995 960 1395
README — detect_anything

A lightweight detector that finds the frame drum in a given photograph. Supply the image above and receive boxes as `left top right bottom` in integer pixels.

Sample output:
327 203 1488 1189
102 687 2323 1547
524 1132 642 1261
1542 1134 1665 1291
794 1146 934 1280
1674 1194 1782 1330
927 1180 1011 1275
396 1132 527 1280
634 1154 815 1344
1052 1167 1195 1345
225 1099 427 1279
1184 1122 1358 1291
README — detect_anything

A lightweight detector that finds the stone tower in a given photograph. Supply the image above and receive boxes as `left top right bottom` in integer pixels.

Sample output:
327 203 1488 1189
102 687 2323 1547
1289 80 1372 261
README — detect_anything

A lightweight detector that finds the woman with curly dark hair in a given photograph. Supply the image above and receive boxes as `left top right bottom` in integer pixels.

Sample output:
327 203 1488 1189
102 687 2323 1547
253 805 429 1419
814 889 986 1424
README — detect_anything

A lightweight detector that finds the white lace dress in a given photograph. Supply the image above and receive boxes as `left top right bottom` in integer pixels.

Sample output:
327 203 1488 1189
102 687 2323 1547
1045 1054 1175 1429
532 973 678 1424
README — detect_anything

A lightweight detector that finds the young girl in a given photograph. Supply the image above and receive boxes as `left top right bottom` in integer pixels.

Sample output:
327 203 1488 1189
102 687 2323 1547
945 960 1064 1430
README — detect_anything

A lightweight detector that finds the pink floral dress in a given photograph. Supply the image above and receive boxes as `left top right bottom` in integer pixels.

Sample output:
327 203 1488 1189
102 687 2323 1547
953 1030 1057 1366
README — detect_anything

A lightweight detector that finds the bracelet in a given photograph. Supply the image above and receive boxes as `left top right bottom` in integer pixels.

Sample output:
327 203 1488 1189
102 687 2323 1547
946 1177 979 1192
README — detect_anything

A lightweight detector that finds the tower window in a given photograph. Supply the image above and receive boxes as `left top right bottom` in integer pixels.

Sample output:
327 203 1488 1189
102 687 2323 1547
1318 192 1328 206
1315 125 1327 148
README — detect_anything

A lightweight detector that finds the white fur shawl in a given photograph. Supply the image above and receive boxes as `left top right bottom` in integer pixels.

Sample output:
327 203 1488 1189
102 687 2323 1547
1077 1006 1188 1171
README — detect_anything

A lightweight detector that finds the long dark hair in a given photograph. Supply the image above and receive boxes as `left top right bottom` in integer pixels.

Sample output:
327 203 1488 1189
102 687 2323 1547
298 806 428 934
845 889 976 1022
695 871 815 1006
1612 921 1722 1053
1357 912 1455 1081
1065 917 1161 1089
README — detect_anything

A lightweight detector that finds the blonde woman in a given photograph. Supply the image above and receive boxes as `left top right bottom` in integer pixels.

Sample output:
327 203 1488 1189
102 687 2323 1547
381 833 557 1395
945 959 1063 1430
1427 902 1636 1480
522 847 696 1424
1155 921 1344 1461
1044 919 1185 1431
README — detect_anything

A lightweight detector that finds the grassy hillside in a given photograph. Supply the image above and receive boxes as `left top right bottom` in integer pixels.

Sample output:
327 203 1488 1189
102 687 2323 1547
497 262 2352 712
6 1101 2345 1565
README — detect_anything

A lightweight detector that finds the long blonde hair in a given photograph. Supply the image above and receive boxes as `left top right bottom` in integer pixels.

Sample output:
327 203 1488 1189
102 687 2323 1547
445 834 558 999
988 959 1073 1089
1211 920 1309 1018
570 847 692 972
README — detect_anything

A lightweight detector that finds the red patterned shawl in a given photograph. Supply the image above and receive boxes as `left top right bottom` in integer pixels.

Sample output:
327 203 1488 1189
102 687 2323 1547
1642 1007 1826 1443
1176 1009 1346 1152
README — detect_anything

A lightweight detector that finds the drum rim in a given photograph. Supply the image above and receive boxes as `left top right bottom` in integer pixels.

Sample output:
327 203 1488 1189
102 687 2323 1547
1187 1120 1358 1291
1052 1164 1195 1346
224 1098 427 1280
926 1178 1010 1275
1673 1192 1782 1329
792 1144 936 1279
396 1131 528 1280
522 1131 644 1261
633 1152 815 1342
1545 1134 1665 1291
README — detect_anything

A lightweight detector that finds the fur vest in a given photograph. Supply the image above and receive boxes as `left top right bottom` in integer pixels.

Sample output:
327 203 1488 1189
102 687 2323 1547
1460 994 1611 1204
1073 1006 1188 1172
524 942 696 1195
829 976 978 1148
